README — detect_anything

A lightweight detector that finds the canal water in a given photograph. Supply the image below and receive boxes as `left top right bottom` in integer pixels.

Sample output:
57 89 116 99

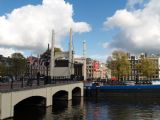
10 97 160 120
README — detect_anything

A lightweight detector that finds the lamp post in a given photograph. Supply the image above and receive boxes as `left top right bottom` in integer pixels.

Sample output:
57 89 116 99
45 61 49 77
44 61 49 84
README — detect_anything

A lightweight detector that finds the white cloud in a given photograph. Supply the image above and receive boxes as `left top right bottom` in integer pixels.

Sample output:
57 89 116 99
103 0 160 54
0 48 23 57
0 0 91 55
102 42 110 48
90 54 107 62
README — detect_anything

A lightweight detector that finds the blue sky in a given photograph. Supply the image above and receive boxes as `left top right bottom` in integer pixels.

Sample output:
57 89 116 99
0 0 159 61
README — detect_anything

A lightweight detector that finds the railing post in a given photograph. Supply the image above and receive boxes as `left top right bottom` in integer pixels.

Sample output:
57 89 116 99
21 77 24 88
11 78 13 89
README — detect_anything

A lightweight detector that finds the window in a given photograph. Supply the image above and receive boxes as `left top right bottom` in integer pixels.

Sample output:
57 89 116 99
55 60 69 67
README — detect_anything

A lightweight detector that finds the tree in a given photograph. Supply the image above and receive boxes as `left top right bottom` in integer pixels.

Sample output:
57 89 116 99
136 57 157 80
40 47 62 60
0 63 6 76
11 53 27 80
107 50 130 81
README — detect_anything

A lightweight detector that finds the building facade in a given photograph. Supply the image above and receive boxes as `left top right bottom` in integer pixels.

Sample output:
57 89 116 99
74 57 86 80
128 55 139 80
86 58 108 80
27 56 48 79
128 53 160 80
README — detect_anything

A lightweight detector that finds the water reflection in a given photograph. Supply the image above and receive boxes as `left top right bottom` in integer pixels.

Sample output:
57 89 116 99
10 97 160 120
85 97 160 120
72 97 81 106
14 106 46 120
53 101 70 115
50 97 84 120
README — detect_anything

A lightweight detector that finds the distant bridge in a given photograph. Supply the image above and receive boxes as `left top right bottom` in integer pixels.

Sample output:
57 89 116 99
0 81 83 119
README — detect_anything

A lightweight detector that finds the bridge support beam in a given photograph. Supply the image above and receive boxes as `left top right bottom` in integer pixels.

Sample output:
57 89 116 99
0 93 13 120
68 91 72 100
46 88 52 106
81 88 84 97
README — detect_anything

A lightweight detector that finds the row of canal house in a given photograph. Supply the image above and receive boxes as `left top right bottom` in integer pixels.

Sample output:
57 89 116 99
27 52 160 81
26 54 110 81
26 46 110 81
86 58 110 81
26 51 85 80
128 53 160 80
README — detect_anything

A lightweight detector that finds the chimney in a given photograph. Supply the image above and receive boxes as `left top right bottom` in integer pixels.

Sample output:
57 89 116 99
69 28 74 76
50 30 55 78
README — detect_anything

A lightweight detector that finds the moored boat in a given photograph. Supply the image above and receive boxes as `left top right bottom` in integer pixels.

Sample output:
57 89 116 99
84 80 160 98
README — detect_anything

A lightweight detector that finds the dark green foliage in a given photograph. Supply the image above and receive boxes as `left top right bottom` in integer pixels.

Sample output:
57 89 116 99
11 53 27 79
0 63 6 76
136 57 157 80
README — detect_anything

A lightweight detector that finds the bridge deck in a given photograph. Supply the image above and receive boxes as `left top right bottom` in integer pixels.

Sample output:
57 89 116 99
0 80 83 93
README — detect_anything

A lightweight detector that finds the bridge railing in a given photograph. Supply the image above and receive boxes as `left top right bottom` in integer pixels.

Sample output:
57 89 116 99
0 75 84 91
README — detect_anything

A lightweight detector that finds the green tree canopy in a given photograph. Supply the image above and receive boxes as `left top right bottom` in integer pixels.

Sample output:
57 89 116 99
136 57 157 80
11 53 25 59
11 53 27 79
0 63 6 76
107 50 130 80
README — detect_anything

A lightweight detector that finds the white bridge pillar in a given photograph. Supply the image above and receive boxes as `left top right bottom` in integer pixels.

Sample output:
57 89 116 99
68 91 72 100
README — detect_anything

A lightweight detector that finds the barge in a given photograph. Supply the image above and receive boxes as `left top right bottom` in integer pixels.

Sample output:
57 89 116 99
84 81 160 98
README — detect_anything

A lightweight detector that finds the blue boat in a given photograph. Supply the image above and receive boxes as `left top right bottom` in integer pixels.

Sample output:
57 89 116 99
84 81 160 98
